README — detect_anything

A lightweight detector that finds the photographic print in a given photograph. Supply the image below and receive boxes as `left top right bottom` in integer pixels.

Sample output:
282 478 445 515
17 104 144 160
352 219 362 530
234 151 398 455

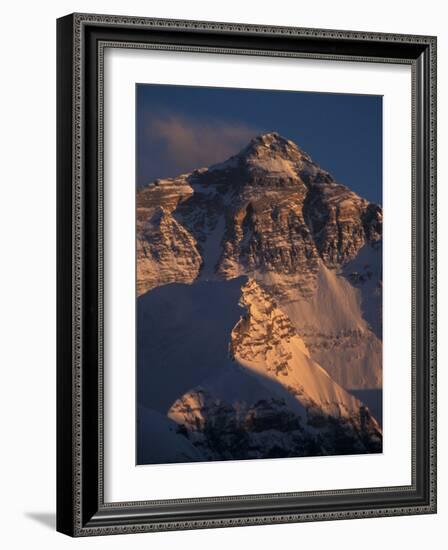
136 84 383 465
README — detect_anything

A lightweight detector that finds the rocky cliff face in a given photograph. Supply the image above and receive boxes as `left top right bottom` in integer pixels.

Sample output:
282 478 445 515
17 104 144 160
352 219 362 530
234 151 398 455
136 207 201 295
137 133 381 292
137 132 382 389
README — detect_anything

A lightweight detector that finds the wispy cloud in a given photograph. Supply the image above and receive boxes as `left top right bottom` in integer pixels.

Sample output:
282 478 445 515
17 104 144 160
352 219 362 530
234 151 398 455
140 113 260 182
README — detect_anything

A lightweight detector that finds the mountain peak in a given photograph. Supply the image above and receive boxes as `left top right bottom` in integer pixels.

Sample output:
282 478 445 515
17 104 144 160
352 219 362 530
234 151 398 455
234 132 313 168
242 131 297 153
251 131 284 144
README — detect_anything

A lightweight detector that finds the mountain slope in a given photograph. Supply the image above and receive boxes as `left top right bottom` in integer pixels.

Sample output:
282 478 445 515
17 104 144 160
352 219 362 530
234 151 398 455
137 132 382 390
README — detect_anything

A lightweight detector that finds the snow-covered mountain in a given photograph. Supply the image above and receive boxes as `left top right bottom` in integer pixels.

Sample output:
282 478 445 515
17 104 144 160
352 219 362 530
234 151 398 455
136 132 383 464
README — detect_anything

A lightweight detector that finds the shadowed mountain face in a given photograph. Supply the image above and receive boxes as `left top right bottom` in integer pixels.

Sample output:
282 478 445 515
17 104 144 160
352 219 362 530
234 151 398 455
136 133 383 464
137 278 246 413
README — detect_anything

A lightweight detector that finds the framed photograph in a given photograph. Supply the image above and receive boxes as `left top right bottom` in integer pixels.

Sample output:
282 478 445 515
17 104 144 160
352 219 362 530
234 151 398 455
56 13 437 536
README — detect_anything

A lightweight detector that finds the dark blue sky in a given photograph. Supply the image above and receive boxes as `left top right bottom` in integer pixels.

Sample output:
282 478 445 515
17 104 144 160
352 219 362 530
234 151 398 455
137 84 382 204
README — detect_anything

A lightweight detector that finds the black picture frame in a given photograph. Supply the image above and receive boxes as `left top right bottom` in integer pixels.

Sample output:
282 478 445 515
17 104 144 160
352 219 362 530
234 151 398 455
57 13 437 537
